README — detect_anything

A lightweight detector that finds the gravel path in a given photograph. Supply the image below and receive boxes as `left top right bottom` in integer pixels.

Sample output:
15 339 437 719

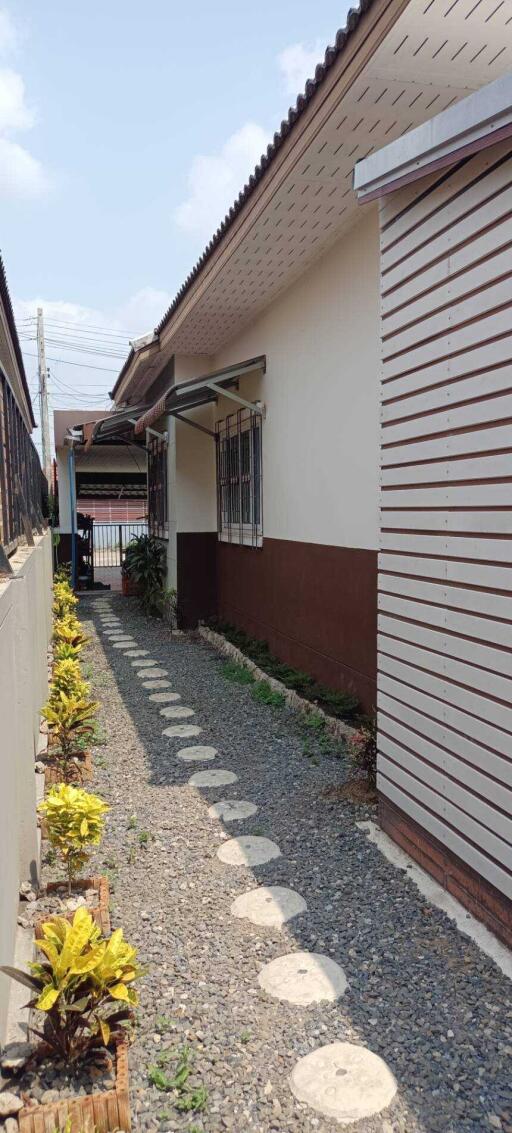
56 594 512 1133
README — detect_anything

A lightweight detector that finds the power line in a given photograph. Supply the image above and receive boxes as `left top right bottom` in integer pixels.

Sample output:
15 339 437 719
19 317 137 339
21 350 119 373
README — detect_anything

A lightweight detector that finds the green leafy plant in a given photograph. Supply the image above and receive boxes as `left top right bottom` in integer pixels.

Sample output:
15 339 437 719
251 680 285 708
123 534 167 616
221 661 254 685
148 1046 207 1114
0 907 142 1062
347 715 377 789
42 691 99 767
38 784 109 894
49 659 90 704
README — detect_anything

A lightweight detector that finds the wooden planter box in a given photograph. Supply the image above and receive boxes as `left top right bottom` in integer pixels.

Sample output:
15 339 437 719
17 1037 130 1133
34 876 110 938
44 750 92 788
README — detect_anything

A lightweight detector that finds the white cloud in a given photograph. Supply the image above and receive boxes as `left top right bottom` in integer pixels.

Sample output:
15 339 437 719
174 121 270 240
15 288 173 344
0 136 47 198
277 41 324 97
0 11 48 199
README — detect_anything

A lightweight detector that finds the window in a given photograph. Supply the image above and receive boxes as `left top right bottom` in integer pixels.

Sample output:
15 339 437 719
217 408 262 546
147 436 168 539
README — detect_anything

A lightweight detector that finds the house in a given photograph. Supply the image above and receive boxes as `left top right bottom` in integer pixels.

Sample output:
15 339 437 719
0 255 52 1042
82 1 511 938
354 71 512 947
104 0 511 710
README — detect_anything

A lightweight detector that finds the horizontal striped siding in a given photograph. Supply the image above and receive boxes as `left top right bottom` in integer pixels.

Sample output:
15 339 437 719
377 138 512 902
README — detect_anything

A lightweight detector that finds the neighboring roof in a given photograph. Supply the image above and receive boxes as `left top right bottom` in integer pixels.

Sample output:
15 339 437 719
54 408 112 449
355 71 512 200
0 253 36 429
111 0 376 399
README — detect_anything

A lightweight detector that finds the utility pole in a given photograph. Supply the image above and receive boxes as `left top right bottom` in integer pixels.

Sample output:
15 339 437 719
36 307 52 486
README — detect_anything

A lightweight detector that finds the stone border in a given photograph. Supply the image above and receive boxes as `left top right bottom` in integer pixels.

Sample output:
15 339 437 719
197 625 354 743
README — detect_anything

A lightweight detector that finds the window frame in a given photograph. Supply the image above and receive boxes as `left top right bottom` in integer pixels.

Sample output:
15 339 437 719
147 435 168 540
216 408 262 548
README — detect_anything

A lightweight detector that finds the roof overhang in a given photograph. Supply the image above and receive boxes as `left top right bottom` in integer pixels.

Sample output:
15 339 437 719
73 404 149 450
134 355 266 436
112 0 512 407
355 72 512 201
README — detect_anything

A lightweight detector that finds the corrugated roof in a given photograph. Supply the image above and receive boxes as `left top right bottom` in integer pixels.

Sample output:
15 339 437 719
112 0 375 399
0 252 36 429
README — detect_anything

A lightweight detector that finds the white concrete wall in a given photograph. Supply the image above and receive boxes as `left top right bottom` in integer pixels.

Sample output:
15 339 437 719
212 210 381 551
0 531 52 1042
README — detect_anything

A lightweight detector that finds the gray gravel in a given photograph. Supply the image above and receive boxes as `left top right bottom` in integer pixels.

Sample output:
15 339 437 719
40 593 512 1133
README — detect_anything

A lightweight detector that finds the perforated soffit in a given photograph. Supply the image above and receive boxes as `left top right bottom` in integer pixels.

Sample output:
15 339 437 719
129 0 512 377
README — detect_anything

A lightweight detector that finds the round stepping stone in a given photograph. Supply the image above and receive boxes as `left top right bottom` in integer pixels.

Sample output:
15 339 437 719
258 952 347 1005
125 649 149 657
178 745 217 762
113 639 137 648
163 724 202 739
131 658 159 668
189 769 237 787
217 836 281 867
159 705 194 719
290 1043 397 1124
149 692 181 703
137 667 167 678
142 679 170 689
103 631 127 638
231 885 306 927
209 799 257 822
100 619 119 624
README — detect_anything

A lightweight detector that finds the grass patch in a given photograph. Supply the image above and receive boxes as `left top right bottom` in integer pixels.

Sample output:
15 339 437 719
221 660 254 685
210 621 359 720
251 680 285 708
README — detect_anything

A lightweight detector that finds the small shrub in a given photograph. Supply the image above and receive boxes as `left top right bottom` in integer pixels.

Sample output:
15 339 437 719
347 715 377 788
50 658 90 703
221 661 254 685
39 784 109 894
0 907 142 1062
42 691 99 767
251 680 285 708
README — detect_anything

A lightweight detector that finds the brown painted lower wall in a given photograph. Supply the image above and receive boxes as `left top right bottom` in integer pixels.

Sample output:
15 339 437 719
216 537 377 711
177 532 217 629
379 796 512 949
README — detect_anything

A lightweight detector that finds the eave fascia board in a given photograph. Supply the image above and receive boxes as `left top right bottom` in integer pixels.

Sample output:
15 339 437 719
112 337 162 406
354 72 512 202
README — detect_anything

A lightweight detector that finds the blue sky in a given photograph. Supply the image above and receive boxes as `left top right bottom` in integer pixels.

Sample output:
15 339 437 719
0 1 350 449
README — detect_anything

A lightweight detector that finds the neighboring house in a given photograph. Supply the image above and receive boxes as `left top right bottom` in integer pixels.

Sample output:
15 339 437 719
84 2 511 937
0 255 52 1042
54 409 147 529
354 73 512 948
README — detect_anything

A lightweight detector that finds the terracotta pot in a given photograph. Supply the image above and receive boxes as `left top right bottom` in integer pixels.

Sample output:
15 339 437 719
18 1036 131 1133
122 575 140 597
34 875 110 938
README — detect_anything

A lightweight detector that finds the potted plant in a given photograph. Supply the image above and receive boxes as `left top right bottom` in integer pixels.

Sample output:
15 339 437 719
0 908 141 1132
122 534 166 612
42 691 98 785
37 784 110 934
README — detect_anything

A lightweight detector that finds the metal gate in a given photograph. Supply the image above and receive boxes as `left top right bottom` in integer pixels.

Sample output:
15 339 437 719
92 522 147 569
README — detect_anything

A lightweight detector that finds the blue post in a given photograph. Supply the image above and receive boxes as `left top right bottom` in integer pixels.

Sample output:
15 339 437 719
68 445 77 590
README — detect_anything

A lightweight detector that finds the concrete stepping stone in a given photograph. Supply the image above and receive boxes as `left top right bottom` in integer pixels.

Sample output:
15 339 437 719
217 836 281 867
189 769 237 787
112 639 137 648
231 885 306 926
100 619 120 625
159 705 194 719
178 745 217 762
149 692 181 703
163 724 202 739
258 952 347 1005
290 1043 397 1123
103 631 128 638
209 799 257 822
131 658 158 667
125 649 149 658
142 679 171 689
137 667 168 678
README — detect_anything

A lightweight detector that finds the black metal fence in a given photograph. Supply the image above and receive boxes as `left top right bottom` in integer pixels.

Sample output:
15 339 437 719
92 522 148 568
0 370 46 555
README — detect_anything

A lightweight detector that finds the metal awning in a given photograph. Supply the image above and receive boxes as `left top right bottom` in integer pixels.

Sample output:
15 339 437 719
76 405 148 450
134 355 266 437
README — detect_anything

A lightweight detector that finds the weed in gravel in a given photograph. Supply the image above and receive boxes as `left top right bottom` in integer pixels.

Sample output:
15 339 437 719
221 660 254 685
148 1047 207 1115
94 753 108 768
240 1029 251 1043
138 829 152 847
155 1014 177 1033
176 1086 207 1114
127 845 137 866
251 680 285 708
127 814 138 830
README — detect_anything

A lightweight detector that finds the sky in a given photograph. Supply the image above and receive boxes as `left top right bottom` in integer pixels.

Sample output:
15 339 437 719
1 0 351 455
